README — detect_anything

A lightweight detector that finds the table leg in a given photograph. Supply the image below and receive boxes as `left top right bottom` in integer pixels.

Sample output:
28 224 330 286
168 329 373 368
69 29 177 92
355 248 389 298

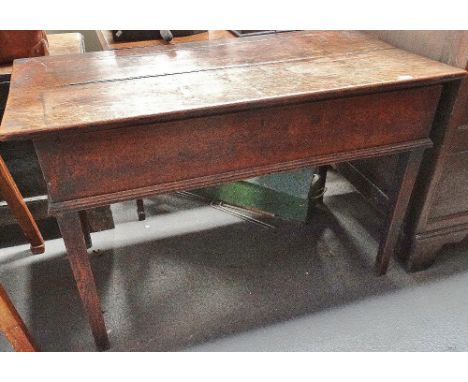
56 211 109 350
79 210 92 249
0 284 37 352
0 155 45 254
375 149 425 275
315 165 329 204
136 199 146 221
305 166 328 223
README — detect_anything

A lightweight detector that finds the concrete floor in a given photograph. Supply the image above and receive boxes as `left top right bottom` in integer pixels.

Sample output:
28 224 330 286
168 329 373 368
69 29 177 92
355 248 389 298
1 171 468 351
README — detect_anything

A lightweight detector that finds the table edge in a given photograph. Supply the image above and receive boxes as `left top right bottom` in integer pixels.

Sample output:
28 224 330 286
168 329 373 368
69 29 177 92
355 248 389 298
1 76 465 142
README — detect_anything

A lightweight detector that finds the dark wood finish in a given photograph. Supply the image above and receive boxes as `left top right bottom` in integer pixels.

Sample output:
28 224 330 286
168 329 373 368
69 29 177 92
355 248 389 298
344 81 466 272
315 166 329 204
337 32 468 271
305 165 329 223
79 210 92 249
32 86 441 209
312 165 329 203
0 80 8 116
39 139 431 215
56 212 109 350
335 159 391 214
401 76 468 270
0 283 37 352
0 154 44 253
0 31 464 348
375 149 425 274
136 199 145 221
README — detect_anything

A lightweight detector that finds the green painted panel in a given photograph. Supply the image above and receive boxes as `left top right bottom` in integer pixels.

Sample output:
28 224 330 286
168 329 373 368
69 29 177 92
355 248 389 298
193 169 318 221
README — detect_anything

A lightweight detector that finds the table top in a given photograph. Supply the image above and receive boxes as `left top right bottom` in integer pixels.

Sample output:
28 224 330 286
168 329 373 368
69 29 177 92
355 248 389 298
97 30 235 51
0 33 85 78
0 30 465 141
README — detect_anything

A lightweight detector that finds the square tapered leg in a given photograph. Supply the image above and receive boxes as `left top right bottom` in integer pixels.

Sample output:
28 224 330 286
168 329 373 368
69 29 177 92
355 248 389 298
56 211 109 350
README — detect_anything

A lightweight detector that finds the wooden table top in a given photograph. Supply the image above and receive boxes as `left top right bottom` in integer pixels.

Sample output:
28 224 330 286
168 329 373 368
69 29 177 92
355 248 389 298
0 33 85 78
0 31 465 141
96 30 235 51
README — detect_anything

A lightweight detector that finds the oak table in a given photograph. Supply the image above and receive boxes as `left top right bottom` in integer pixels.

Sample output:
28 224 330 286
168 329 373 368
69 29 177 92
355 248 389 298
0 31 465 350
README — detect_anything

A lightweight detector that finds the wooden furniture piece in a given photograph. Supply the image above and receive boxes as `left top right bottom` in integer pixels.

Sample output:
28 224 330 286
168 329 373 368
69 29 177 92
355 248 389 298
97 30 237 220
336 31 468 271
0 33 85 77
0 31 464 350
0 156 44 253
96 29 235 51
0 33 114 247
0 33 81 254
0 283 36 351
0 31 49 65
98 30 320 224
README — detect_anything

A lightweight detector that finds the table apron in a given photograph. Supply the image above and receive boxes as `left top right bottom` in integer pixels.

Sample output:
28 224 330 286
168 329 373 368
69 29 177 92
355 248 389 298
33 86 441 213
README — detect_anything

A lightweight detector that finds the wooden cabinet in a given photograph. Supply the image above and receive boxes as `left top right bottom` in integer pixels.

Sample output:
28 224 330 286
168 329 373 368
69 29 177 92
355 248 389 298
337 31 468 271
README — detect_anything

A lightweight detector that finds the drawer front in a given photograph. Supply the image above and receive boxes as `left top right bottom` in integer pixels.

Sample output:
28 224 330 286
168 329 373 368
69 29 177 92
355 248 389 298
35 86 441 204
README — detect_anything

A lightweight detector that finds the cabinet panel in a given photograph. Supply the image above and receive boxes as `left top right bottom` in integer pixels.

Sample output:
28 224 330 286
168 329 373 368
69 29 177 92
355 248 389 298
429 152 468 219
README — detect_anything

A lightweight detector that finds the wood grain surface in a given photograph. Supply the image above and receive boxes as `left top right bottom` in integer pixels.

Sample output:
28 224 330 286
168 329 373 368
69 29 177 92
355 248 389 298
1 31 465 140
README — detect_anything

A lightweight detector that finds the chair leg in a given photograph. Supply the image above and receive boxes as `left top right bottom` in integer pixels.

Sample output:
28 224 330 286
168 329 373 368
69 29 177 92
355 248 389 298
0 284 37 352
0 155 44 254
56 212 110 351
306 165 328 223
136 199 146 221
375 149 425 275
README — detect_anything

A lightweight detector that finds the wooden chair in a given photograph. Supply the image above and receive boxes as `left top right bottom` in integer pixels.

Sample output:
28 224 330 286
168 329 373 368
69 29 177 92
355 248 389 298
0 283 37 351
0 156 45 253
0 33 95 252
